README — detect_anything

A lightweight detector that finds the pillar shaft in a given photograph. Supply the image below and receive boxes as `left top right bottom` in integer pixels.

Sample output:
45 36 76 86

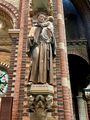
12 0 29 120
55 0 73 119
87 101 90 119
77 92 89 120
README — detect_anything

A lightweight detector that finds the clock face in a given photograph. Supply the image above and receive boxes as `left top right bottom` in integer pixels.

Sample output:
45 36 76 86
0 70 8 95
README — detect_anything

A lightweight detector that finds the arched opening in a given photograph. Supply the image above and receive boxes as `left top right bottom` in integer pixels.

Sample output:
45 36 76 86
68 54 90 120
0 2 18 98
0 9 13 67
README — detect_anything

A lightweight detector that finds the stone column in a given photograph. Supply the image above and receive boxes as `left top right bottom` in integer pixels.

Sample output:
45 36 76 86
77 92 89 120
55 0 73 119
84 85 90 119
9 0 29 119
87 101 90 119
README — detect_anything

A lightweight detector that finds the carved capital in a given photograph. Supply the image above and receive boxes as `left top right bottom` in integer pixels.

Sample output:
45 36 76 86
27 94 54 112
27 84 54 120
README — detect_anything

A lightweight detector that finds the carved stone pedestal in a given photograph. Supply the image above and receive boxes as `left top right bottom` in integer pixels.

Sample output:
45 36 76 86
27 84 54 120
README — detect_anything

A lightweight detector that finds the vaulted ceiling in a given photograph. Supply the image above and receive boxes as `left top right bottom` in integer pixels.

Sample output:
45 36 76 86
70 0 90 56
71 0 90 16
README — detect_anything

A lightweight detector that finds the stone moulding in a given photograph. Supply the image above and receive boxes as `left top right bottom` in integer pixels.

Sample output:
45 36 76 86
28 84 54 94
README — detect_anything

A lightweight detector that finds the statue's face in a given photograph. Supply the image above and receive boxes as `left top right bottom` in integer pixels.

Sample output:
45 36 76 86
37 14 46 23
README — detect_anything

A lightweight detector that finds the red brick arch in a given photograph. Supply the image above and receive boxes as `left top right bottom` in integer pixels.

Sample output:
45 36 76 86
0 62 10 74
0 62 9 69
0 0 19 28
68 51 89 63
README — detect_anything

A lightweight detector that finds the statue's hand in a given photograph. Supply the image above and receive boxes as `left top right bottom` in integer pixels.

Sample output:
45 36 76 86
35 23 43 28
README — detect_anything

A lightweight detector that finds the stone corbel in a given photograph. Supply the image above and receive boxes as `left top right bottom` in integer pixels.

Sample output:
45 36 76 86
27 84 55 120
27 94 54 112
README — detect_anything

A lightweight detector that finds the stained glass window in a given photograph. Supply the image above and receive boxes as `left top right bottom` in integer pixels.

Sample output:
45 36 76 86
0 69 8 95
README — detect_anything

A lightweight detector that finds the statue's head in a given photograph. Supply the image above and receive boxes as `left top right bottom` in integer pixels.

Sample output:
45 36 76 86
37 13 46 23
47 16 54 22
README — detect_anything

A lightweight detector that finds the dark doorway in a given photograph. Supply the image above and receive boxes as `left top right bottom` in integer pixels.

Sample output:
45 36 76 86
68 54 90 120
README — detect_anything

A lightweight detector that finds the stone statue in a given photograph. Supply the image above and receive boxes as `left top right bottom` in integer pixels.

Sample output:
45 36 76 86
26 13 56 84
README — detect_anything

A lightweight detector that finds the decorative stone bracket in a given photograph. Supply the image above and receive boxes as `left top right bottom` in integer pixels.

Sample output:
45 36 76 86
27 94 54 112
27 84 54 120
